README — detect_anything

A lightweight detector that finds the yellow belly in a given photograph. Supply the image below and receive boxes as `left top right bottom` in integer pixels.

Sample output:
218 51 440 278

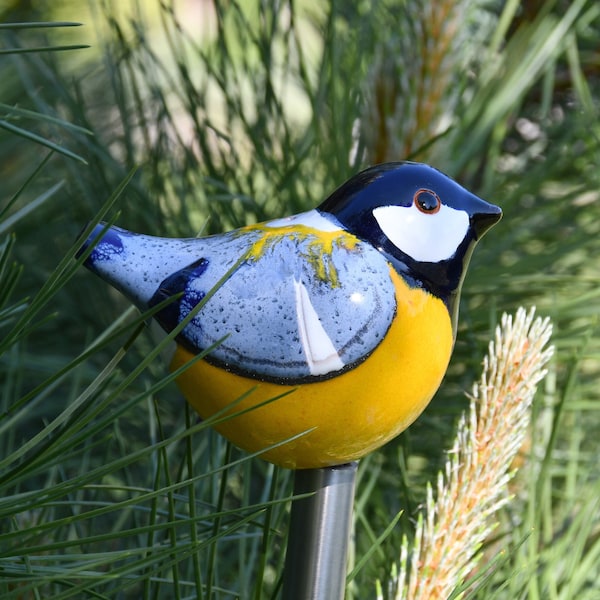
170 269 453 468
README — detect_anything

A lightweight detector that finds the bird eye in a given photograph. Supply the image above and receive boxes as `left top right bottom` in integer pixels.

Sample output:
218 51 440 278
414 189 441 214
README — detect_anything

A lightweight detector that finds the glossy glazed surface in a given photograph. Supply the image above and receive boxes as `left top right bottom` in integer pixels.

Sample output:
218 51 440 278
80 161 502 467
171 268 453 468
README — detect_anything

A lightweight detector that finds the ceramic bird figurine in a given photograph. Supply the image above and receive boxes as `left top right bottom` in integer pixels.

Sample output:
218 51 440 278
79 162 501 468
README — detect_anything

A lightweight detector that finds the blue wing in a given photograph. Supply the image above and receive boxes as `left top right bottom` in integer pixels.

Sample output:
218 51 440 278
148 223 397 383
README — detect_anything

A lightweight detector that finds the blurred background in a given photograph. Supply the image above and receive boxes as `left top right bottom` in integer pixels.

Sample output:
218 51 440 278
1 1 599 598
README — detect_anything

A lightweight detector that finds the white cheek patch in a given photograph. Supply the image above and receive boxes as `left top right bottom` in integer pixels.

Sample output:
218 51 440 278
373 204 470 263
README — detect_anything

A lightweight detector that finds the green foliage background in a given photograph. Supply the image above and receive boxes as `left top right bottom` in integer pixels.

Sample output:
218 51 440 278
0 1 599 598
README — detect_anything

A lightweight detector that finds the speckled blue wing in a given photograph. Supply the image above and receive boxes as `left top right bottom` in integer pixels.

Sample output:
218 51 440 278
145 225 397 383
82 216 397 383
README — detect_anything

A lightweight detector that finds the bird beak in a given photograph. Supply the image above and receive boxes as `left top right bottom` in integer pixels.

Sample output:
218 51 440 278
471 202 502 240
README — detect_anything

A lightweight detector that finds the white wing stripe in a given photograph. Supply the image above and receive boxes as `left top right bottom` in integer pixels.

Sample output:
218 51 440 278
294 279 344 376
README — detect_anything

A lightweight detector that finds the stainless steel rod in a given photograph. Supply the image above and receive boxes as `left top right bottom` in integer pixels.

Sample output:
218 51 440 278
282 462 358 600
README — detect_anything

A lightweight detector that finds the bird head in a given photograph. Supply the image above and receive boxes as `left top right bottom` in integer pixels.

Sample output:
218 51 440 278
317 162 502 329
